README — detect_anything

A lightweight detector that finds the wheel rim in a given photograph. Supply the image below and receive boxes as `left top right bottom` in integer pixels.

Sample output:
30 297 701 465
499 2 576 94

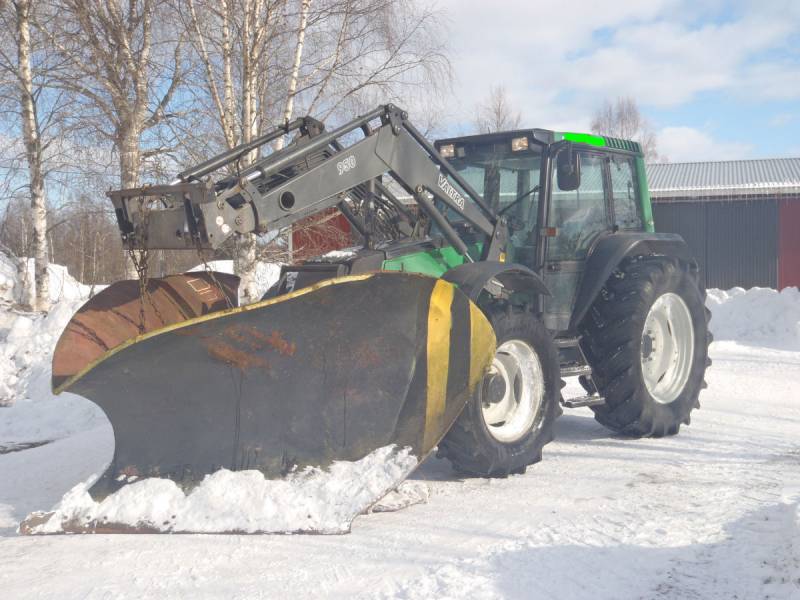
481 339 544 443
641 292 695 404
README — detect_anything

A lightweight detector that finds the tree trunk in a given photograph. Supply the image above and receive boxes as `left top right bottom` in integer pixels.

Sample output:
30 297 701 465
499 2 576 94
234 0 261 305
275 0 311 153
16 0 49 311
119 124 142 278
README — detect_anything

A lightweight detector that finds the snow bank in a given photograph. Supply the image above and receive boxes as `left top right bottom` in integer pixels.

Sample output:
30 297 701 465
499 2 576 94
0 253 94 307
189 259 281 302
0 255 93 407
707 287 800 351
26 445 418 535
0 253 18 305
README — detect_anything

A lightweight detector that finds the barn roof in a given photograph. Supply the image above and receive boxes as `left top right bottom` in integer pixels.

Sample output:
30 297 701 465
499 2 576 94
647 157 800 199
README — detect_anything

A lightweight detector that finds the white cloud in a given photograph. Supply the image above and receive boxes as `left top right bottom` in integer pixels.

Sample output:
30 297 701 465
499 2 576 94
560 16 794 107
438 0 800 132
656 126 754 162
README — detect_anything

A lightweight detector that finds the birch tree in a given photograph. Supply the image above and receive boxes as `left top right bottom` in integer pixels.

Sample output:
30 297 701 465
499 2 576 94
0 0 51 310
181 0 283 303
591 97 660 162
274 0 311 151
181 0 448 302
475 85 521 134
39 0 185 275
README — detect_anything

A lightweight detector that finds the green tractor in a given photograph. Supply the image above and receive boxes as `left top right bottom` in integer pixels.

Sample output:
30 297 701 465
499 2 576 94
52 105 711 497
427 128 711 475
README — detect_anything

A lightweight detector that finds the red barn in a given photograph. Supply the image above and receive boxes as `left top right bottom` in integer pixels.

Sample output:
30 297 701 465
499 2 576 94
648 158 800 290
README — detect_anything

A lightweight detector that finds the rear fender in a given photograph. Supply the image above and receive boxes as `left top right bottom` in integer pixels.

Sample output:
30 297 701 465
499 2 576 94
442 261 550 304
570 232 694 330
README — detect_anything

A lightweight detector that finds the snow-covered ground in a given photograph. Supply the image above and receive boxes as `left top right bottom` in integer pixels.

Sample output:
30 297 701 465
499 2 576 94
0 260 798 598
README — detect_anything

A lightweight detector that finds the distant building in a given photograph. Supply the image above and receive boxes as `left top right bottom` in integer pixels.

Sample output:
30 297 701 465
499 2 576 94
648 158 800 290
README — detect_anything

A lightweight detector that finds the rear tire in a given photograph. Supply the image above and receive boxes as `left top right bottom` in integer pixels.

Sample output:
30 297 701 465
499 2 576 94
438 307 560 476
580 256 711 436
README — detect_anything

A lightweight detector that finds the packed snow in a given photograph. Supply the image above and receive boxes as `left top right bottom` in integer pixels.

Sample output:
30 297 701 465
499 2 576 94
24 446 418 535
707 286 800 350
0 254 94 407
0 256 798 598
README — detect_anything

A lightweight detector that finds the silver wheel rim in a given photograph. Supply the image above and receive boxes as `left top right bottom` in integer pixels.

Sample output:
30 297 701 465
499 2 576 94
481 339 544 443
641 292 695 404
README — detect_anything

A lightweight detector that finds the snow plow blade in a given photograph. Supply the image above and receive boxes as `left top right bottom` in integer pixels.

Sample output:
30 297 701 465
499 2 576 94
50 271 496 500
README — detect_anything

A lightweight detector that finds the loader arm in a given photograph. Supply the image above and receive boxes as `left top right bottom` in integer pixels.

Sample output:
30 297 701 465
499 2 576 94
45 105 504 507
109 104 507 262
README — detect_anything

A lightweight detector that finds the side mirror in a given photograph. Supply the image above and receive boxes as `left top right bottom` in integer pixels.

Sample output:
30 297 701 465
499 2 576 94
556 146 581 191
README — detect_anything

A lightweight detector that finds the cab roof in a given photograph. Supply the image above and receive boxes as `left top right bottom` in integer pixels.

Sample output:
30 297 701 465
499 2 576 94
435 129 642 155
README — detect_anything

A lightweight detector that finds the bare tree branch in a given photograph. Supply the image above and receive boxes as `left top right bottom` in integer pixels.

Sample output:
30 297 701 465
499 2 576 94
591 96 661 162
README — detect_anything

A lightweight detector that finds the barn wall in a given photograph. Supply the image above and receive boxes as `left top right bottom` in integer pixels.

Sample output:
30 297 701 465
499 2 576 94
652 202 707 279
653 199 779 289
291 209 353 260
779 199 800 288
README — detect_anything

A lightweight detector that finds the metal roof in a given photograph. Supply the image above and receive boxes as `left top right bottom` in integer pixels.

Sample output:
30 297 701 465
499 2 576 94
646 158 800 198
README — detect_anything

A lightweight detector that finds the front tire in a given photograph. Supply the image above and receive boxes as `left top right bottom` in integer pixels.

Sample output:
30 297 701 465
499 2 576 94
438 307 560 476
581 256 711 437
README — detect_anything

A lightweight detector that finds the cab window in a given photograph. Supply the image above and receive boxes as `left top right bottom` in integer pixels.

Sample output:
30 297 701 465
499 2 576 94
446 146 542 266
548 152 608 260
610 156 641 230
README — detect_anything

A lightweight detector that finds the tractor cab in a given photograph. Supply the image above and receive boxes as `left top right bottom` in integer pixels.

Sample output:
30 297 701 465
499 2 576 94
435 130 653 331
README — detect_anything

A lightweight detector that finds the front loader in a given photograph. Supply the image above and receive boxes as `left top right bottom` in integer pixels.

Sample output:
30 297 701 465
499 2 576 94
50 105 710 505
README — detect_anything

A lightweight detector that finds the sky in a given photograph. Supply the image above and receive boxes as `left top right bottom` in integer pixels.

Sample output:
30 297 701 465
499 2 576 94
438 0 800 162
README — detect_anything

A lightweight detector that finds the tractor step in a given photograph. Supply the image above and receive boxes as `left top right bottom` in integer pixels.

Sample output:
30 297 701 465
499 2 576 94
554 336 581 348
560 364 593 378
561 395 606 409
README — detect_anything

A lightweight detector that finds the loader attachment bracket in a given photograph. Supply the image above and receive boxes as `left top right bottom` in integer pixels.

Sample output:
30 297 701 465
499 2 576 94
106 105 505 267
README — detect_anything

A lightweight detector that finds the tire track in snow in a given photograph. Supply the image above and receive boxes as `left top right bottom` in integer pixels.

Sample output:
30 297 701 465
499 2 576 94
375 347 800 600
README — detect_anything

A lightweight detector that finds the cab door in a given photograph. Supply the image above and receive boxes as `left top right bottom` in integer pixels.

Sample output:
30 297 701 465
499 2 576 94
543 151 611 331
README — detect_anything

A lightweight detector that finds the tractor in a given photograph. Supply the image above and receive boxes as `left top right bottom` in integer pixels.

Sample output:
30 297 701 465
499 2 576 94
51 104 711 497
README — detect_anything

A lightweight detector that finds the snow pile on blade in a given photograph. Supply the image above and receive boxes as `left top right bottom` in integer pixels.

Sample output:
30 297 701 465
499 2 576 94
707 286 800 350
22 445 418 535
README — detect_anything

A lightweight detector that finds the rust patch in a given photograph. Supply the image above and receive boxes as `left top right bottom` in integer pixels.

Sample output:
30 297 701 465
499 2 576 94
219 326 297 357
351 340 383 368
206 341 270 371
221 325 266 352
251 329 297 357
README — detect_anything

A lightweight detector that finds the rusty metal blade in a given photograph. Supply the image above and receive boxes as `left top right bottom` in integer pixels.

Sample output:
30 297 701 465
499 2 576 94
52 272 239 391
49 272 495 501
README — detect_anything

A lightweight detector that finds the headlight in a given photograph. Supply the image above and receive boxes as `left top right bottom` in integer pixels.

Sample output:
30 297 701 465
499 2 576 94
511 136 529 152
439 143 455 158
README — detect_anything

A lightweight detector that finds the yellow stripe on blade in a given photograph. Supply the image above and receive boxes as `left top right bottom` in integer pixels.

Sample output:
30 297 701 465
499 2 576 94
423 279 454 452
469 302 496 390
